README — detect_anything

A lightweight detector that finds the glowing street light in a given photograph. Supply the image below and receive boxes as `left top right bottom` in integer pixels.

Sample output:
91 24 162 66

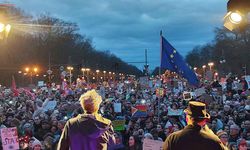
0 23 11 39
24 67 39 84
33 67 38 73
208 62 214 70
67 66 74 86
81 68 86 78
103 71 106 81
0 23 5 32
25 67 30 72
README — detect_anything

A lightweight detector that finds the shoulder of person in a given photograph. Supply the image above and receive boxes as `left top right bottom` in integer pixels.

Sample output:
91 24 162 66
96 114 112 125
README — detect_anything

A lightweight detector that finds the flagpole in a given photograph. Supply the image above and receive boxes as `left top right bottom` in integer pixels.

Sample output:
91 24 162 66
159 30 162 77
158 30 163 123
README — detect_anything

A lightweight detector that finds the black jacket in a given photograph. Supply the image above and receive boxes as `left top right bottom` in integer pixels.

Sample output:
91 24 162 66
57 113 115 150
163 125 227 150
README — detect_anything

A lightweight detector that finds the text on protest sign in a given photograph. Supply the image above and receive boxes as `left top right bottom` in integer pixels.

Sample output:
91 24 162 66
143 139 163 150
112 120 125 131
1 127 19 150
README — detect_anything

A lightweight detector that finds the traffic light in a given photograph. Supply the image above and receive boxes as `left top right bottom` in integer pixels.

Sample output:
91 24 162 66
224 0 250 31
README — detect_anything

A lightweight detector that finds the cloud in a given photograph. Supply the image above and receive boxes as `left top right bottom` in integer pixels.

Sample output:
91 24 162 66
10 0 227 70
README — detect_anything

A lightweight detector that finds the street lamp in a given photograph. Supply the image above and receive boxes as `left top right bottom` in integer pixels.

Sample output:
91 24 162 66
202 65 206 79
81 68 86 78
0 23 11 40
103 71 106 81
67 66 73 87
96 70 100 82
85 68 90 82
208 62 214 70
24 67 39 85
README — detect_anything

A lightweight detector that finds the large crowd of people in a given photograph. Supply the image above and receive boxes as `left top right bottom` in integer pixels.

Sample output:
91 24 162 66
0 73 249 150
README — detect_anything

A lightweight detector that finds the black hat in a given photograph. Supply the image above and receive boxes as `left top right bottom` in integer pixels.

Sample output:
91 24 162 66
184 101 210 119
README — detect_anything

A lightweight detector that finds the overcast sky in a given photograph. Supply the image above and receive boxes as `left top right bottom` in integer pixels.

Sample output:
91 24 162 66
8 0 227 70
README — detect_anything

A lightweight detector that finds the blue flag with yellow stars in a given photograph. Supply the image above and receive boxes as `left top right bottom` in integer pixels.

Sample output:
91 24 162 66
160 35 199 86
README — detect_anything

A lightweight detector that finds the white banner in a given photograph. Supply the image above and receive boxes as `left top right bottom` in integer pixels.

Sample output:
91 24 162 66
143 139 163 150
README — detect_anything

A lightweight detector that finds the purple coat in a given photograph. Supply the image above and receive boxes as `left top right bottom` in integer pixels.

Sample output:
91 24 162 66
57 113 115 150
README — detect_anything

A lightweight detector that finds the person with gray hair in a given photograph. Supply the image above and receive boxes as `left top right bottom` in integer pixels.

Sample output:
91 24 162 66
57 90 115 150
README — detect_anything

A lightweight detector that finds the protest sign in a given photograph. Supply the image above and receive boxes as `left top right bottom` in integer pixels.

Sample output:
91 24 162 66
156 88 164 97
183 92 193 100
38 81 44 87
194 87 206 97
1 127 19 150
112 120 125 131
43 100 57 112
168 108 183 116
143 139 163 150
114 103 121 113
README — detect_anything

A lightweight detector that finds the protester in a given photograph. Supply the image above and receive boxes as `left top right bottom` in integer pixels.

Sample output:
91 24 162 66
0 73 248 150
57 89 115 150
163 101 227 150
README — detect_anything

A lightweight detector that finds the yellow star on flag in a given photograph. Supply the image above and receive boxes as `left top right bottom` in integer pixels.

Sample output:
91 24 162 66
173 50 176 53
170 54 174 58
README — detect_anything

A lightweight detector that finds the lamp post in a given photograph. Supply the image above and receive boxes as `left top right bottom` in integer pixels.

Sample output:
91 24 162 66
0 23 11 40
81 68 86 79
103 71 106 81
67 66 73 87
24 67 38 85
202 65 206 79
96 70 100 82
85 68 90 82
208 62 214 70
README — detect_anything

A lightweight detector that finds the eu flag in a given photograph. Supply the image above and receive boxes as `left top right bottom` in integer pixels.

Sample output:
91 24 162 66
160 35 199 86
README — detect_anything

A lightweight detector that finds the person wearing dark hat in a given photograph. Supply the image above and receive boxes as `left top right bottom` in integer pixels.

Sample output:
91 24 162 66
163 101 227 150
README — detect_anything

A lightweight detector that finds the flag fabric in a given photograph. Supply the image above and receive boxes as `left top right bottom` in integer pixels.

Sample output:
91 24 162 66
131 105 147 118
160 35 199 86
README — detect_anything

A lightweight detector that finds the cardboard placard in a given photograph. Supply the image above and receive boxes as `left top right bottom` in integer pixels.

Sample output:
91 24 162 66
43 100 57 112
114 103 121 113
112 120 125 131
183 92 192 100
143 139 163 150
1 127 19 150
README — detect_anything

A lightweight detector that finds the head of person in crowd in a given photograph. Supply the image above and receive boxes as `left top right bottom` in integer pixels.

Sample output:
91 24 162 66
184 101 210 127
224 125 230 134
128 135 141 149
230 124 240 137
57 120 66 131
237 138 247 150
41 120 51 130
79 89 102 114
142 133 153 143
229 142 237 150
243 120 250 132
217 130 229 146
32 138 42 150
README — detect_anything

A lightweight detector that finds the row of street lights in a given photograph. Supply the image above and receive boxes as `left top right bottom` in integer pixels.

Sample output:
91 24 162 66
18 65 125 86
193 62 219 80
